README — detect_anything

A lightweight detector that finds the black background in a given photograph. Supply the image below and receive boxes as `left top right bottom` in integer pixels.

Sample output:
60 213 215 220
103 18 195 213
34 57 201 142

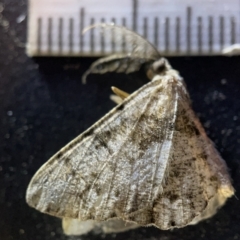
0 1 240 240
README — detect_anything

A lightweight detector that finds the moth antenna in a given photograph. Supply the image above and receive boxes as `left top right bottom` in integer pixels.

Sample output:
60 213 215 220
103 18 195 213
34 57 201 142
81 24 161 83
82 68 91 84
82 23 160 59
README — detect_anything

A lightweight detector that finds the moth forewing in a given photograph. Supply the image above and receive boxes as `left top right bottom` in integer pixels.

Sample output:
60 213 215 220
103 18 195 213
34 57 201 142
26 76 179 220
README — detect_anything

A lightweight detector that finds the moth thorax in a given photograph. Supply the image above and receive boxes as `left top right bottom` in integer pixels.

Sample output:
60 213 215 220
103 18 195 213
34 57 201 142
146 58 172 80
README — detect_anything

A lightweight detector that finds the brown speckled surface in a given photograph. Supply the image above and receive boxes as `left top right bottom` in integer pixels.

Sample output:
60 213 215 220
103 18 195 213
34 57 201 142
0 1 240 240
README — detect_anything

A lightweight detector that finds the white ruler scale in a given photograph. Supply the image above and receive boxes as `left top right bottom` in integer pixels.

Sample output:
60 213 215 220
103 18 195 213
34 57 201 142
27 0 240 56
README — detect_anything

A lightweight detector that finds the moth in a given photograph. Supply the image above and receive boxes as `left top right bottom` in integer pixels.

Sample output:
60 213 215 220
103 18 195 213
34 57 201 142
26 24 234 235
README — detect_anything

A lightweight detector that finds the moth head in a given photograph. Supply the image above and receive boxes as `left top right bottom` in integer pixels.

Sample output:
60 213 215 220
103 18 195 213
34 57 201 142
146 58 172 80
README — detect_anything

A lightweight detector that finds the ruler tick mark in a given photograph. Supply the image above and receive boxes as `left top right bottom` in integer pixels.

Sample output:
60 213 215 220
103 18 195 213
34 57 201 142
197 16 202 54
37 17 42 54
219 16 224 49
101 18 105 54
132 0 138 31
48 18 52 53
176 17 180 53
58 18 63 53
80 8 85 53
231 16 236 44
90 18 95 53
208 16 213 53
186 6 192 54
165 17 169 53
111 18 116 52
154 17 159 48
69 18 74 53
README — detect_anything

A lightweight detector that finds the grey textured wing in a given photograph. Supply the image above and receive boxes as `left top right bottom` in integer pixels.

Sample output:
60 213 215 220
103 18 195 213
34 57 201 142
26 76 177 224
152 94 234 229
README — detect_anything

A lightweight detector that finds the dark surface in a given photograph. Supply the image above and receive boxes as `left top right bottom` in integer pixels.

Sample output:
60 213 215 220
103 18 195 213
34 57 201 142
0 1 240 240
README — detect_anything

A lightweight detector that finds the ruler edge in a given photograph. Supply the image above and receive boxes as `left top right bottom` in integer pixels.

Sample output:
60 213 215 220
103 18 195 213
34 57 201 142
26 0 240 57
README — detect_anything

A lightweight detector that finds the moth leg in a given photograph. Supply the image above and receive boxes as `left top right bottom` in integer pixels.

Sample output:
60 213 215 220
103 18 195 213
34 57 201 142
111 87 129 99
110 86 130 105
110 95 123 105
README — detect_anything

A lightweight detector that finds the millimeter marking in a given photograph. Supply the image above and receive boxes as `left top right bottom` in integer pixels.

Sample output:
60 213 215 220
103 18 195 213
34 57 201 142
28 0 240 56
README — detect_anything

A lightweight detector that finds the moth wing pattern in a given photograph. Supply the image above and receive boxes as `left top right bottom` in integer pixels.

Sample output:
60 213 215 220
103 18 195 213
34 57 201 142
26 76 178 225
26 73 234 230
151 94 234 228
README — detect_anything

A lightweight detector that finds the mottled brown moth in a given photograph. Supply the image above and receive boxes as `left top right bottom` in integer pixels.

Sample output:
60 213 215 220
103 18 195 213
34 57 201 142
26 24 234 236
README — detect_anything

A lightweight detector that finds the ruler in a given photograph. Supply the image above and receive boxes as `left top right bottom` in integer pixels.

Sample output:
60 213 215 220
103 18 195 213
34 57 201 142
27 0 240 57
